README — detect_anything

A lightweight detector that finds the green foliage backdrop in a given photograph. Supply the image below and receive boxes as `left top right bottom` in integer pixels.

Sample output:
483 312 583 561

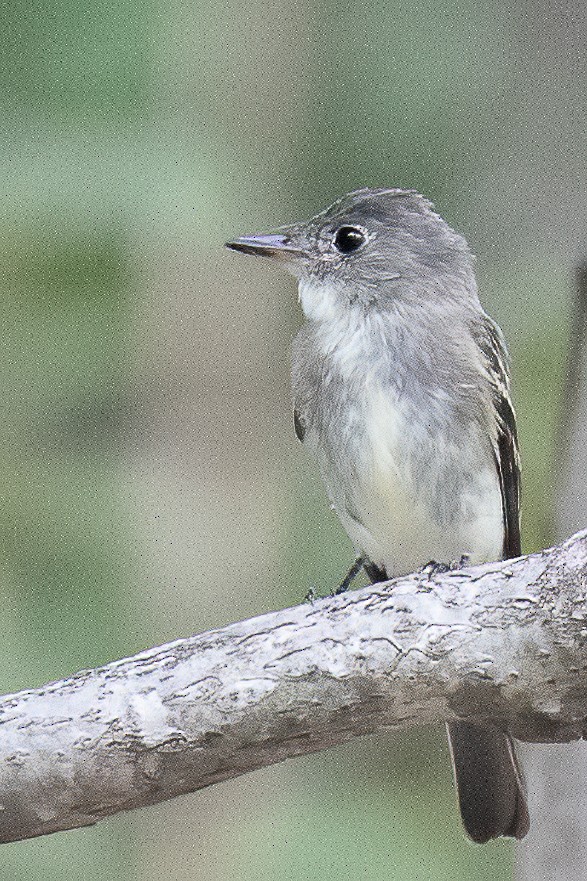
0 1 581 878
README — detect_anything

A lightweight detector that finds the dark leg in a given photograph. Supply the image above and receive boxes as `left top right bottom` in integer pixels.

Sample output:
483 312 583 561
333 556 365 595
363 560 388 584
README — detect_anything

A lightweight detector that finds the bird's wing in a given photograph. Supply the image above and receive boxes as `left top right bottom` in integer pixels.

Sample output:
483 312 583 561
447 318 528 845
479 318 521 559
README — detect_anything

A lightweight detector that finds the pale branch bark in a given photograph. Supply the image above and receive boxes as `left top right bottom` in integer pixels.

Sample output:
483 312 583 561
3 531 587 845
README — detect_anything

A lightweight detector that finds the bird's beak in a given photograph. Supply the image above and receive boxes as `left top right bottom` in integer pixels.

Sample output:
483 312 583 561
225 233 304 264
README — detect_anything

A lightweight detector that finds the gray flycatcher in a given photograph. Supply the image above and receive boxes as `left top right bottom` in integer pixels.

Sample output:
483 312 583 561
226 187 529 843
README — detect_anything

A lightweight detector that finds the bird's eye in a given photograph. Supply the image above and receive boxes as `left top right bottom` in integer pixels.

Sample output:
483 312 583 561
333 226 366 254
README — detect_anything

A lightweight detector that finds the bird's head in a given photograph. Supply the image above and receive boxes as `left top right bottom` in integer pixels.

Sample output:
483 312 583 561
226 188 477 321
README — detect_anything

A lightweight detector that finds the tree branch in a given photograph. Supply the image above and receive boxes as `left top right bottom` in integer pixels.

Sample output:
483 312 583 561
2 530 587 844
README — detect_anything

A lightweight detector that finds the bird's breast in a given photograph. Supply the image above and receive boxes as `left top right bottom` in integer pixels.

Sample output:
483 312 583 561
292 316 504 576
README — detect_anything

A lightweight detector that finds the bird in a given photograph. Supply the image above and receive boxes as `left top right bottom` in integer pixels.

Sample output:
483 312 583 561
226 187 529 843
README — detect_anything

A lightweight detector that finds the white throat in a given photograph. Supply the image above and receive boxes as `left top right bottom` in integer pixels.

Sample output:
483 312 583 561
298 279 342 323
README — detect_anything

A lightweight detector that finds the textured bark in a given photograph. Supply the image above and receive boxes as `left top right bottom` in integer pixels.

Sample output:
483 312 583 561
2 531 587 844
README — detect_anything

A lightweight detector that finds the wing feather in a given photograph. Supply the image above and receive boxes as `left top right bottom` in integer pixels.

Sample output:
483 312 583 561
479 319 521 559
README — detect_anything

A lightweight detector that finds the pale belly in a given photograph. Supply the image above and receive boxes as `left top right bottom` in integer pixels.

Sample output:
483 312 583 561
336 465 504 577
318 389 505 578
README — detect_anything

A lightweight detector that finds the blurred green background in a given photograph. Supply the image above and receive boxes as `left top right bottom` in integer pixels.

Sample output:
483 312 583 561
0 0 583 878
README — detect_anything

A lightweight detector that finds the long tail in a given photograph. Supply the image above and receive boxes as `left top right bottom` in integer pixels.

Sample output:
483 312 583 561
362 557 529 842
446 721 530 843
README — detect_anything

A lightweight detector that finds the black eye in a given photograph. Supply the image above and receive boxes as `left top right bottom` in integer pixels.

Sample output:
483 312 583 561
333 226 366 254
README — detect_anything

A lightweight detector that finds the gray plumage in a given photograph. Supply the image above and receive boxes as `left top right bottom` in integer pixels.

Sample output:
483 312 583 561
226 187 529 843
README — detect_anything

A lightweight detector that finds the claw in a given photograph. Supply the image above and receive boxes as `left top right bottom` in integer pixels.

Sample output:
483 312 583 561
420 554 471 580
420 559 450 578
454 553 471 570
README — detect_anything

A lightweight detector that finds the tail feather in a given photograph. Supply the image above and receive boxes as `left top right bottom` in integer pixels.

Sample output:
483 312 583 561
362 558 529 842
446 721 530 843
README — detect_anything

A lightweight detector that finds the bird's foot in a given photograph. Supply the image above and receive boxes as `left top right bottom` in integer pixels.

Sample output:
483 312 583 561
453 553 471 570
419 559 449 578
420 554 471 579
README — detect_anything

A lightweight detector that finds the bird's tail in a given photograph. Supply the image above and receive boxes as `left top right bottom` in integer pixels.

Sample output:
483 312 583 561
446 721 529 843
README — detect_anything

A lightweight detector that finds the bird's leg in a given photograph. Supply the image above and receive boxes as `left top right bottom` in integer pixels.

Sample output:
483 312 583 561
363 560 388 585
332 556 366 595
